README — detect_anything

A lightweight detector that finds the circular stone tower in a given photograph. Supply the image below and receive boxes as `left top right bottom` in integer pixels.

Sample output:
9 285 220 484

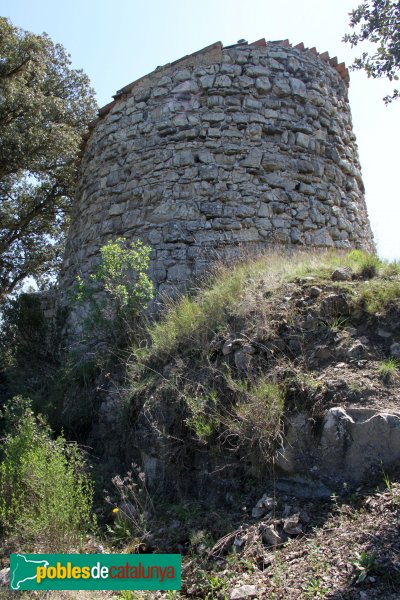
61 38 374 298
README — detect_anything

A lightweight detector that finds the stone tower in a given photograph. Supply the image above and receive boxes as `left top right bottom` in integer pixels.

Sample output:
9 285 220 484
61 38 374 298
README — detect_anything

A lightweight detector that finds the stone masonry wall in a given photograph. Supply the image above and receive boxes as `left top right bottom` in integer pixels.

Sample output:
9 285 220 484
61 39 374 299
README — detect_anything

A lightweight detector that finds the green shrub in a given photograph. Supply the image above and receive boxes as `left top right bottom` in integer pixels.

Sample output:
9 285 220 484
223 376 285 460
0 398 95 551
74 237 154 344
377 357 399 383
346 249 382 278
185 390 220 442
64 238 155 434
359 280 400 313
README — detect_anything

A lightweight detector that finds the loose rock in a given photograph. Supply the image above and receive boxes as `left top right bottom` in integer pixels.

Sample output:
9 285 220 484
283 513 303 535
0 568 10 588
230 584 258 599
261 524 283 547
331 267 353 281
390 342 400 358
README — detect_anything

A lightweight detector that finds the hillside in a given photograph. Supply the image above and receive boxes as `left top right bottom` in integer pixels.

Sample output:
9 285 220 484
124 249 400 493
1 248 400 599
124 249 400 598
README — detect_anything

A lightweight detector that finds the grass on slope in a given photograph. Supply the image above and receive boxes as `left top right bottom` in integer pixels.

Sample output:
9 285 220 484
126 248 400 467
147 249 400 358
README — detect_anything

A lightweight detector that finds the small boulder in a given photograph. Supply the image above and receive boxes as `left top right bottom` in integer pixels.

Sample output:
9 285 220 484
251 506 266 519
321 293 350 317
309 286 322 298
346 342 367 360
252 494 274 518
0 568 10 588
331 267 353 281
283 513 303 535
377 328 392 339
303 313 318 329
233 536 245 549
314 345 331 361
256 494 275 510
390 342 400 358
299 510 311 524
275 476 332 499
222 340 234 355
230 584 258 599
222 338 247 355
234 350 252 371
261 524 283 547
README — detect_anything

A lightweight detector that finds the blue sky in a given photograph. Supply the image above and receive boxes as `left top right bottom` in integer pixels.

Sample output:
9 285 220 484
3 0 399 258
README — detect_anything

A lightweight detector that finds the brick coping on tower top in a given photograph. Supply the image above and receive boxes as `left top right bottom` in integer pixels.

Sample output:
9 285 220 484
81 38 350 150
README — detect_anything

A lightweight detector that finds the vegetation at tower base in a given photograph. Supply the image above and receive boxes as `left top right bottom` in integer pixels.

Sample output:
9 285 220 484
0 17 97 302
344 0 400 103
0 237 154 438
74 237 154 348
0 396 94 553
0 293 65 427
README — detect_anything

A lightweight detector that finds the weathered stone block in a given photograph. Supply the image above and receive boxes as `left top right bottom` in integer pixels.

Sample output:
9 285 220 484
289 77 307 97
172 80 199 94
273 78 291 97
255 76 272 94
241 149 263 168
215 75 232 87
296 132 310 148
199 75 215 89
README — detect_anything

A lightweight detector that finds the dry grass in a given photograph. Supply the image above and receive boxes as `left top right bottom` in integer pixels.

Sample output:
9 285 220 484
146 249 398 359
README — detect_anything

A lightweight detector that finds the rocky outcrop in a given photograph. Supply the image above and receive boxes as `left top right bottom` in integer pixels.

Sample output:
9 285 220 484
61 38 374 305
276 407 400 492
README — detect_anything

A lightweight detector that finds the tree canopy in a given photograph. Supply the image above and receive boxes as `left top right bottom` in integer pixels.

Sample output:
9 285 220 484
343 0 400 103
0 17 97 301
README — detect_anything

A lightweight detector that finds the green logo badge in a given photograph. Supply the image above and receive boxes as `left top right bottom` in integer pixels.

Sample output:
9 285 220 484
10 554 181 590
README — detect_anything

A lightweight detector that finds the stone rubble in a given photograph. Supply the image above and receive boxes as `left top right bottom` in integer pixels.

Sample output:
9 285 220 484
251 493 275 518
